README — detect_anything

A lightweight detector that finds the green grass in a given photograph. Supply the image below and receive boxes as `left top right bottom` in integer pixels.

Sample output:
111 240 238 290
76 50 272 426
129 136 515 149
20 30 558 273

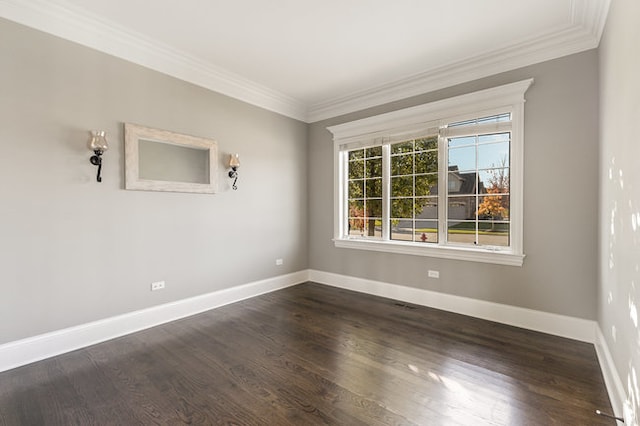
414 228 508 236
358 219 509 236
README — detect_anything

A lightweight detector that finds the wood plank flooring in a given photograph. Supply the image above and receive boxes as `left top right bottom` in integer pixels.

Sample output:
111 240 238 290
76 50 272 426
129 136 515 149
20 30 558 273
0 282 614 425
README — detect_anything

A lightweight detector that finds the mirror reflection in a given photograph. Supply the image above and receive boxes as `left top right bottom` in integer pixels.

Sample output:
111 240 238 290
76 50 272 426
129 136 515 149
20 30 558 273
138 139 210 184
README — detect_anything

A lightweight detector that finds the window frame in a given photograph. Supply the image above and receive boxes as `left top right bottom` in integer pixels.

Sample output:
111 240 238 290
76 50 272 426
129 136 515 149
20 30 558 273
328 79 533 267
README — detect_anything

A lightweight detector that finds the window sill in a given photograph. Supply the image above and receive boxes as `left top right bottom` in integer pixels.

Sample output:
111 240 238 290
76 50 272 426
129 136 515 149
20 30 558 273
333 238 525 266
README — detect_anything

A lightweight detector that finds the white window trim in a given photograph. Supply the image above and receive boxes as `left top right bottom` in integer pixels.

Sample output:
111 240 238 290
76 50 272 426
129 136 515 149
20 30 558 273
328 79 533 267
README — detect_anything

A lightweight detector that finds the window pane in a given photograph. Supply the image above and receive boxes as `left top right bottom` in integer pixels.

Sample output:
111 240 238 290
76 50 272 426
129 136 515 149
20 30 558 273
478 132 510 144
366 146 382 158
415 137 438 151
391 141 413 154
477 195 510 220
449 113 511 128
478 113 511 125
415 197 437 219
351 192 383 237
349 149 364 160
479 169 509 194
349 180 364 199
415 220 438 243
391 176 413 197
448 145 476 171
349 199 364 213
349 159 364 179
391 154 413 176
447 221 476 245
390 219 414 242
448 136 475 148
415 151 438 174
348 226 364 237
477 221 510 246
367 199 382 218
416 174 437 196
478 141 509 170
365 158 382 178
371 222 382 237
366 178 382 198
448 196 477 220
348 200 365 236
354 218 382 238
478 112 511 124
391 198 413 219
449 119 477 128
351 218 381 238
448 172 476 195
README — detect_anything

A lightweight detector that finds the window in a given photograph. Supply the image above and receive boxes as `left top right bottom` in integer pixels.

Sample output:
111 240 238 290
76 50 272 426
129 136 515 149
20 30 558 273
328 80 533 266
389 136 439 244
446 116 511 248
347 146 383 238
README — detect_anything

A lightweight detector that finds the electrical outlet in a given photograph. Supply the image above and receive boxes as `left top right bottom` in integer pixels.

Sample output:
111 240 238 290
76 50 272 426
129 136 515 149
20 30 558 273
275 258 284 266
428 270 440 279
151 281 165 291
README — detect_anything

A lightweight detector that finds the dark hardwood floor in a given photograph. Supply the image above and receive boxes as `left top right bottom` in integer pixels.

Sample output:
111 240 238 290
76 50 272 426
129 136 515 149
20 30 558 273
0 282 613 425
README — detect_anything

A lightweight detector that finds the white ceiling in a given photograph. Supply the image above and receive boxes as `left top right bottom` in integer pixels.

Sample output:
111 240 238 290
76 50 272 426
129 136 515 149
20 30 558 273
0 0 610 122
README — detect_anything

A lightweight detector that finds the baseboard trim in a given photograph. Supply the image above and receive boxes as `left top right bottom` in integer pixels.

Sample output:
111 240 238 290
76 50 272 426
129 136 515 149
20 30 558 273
0 270 309 373
595 325 627 418
308 269 596 343
3 268 621 417
310 270 630 418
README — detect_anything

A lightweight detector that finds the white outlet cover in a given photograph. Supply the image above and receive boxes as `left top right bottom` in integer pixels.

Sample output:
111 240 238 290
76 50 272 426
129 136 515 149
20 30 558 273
151 281 165 291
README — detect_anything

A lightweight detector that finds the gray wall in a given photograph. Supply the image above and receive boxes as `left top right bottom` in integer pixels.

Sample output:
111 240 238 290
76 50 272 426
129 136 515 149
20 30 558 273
309 50 600 319
0 18 308 344
599 0 640 417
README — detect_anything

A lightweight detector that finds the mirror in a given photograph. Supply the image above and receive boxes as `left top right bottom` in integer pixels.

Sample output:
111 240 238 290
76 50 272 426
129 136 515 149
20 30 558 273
124 123 218 193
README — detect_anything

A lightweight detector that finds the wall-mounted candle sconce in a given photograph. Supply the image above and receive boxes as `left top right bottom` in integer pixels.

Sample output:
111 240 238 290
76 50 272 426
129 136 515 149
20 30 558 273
228 153 240 190
88 130 108 182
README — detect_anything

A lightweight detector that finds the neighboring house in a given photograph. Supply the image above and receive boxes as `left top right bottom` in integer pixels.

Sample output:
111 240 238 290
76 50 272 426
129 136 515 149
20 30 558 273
445 165 487 222
409 165 486 224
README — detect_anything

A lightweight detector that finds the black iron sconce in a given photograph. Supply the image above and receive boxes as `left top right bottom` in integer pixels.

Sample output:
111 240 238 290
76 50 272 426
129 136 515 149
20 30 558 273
228 153 240 190
88 130 108 182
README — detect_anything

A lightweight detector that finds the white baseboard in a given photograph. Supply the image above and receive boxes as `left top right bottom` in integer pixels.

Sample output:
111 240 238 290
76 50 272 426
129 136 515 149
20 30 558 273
0 270 309 373
308 269 597 343
3 267 623 420
595 325 627 419
309 270 630 412
309 269 630 418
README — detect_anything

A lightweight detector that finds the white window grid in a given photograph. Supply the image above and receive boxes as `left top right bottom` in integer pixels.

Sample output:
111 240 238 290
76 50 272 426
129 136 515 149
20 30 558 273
329 79 532 266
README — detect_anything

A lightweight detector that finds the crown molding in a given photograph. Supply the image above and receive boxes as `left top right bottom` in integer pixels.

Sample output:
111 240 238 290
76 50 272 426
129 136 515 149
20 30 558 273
306 0 611 122
0 0 609 124
0 0 308 122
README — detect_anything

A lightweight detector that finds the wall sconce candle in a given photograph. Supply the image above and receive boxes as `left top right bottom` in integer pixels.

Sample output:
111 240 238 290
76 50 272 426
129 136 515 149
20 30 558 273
228 153 240 190
88 130 108 182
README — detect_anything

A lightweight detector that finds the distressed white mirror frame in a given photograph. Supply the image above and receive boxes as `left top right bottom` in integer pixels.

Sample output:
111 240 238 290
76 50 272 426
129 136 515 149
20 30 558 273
124 123 218 194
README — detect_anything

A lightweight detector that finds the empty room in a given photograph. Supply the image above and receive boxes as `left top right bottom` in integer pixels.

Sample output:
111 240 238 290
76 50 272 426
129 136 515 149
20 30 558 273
0 0 638 424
